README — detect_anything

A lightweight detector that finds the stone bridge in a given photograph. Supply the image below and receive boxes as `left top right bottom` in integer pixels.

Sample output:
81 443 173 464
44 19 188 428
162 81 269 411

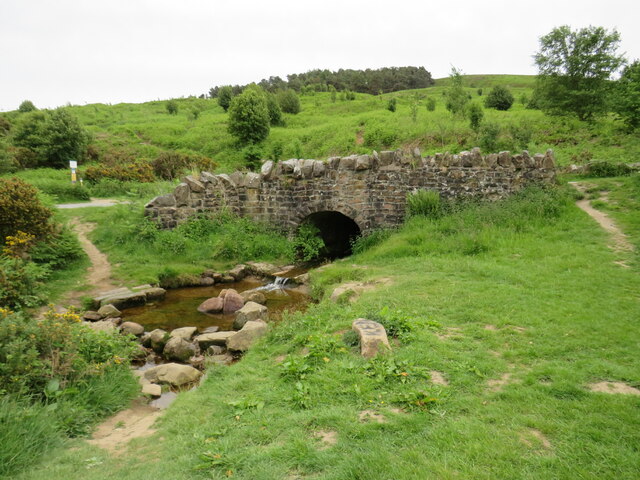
145 148 556 255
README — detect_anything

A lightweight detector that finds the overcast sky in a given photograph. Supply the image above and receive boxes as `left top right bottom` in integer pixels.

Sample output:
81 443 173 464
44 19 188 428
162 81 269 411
1 0 638 112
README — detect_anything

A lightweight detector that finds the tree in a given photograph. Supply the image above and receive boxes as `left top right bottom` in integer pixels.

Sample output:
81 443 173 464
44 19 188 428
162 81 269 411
614 60 640 130
13 109 87 169
166 100 178 115
533 25 624 121
445 67 469 118
227 86 270 144
468 102 484 131
484 85 514 110
265 92 284 126
277 89 301 114
218 86 234 112
18 100 36 113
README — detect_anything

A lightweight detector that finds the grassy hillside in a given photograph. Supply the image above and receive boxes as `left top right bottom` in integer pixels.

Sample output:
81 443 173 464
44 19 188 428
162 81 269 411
48 74 640 173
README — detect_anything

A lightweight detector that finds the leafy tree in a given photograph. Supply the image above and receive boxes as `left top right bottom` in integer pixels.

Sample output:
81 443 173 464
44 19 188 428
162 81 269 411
533 25 624 121
18 100 36 113
445 67 469 118
484 85 514 110
227 86 270 144
166 100 178 115
12 109 87 169
277 89 301 114
468 102 484 131
265 92 284 126
614 60 640 130
218 86 234 112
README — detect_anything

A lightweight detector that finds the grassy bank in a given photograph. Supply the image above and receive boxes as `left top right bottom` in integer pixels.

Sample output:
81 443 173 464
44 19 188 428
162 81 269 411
14 184 640 480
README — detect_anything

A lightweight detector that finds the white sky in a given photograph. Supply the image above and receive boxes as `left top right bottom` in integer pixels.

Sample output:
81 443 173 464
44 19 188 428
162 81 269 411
1 0 639 112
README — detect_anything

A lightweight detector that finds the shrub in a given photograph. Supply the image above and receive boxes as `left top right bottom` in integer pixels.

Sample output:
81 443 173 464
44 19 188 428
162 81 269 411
292 222 325 262
586 161 633 177
425 97 436 111
0 257 48 308
166 99 178 115
445 67 469 117
18 100 37 112
242 144 264 171
84 162 156 183
266 92 284 126
0 178 53 243
407 189 442 217
479 122 501 152
387 98 397 112
364 125 397 148
217 86 234 112
30 226 83 268
228 87 271 144
151 151 217 180
277 89 301 114
468 102 484 132
485 85 514 110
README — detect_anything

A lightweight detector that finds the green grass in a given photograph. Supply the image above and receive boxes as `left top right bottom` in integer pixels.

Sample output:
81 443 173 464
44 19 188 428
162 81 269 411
14 186 640 480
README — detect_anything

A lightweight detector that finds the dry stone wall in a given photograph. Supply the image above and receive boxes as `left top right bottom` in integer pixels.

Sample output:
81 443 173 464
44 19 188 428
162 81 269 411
144 148 557 232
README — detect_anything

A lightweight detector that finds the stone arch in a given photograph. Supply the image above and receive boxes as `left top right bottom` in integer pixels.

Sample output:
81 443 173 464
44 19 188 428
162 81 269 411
295 203 362 258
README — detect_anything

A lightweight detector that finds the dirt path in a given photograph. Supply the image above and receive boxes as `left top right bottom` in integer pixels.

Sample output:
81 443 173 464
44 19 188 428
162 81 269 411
569 182 634 264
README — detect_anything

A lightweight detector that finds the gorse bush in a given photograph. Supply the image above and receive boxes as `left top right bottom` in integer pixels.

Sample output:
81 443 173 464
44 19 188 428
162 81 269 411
84 162 156 183
0 177 53 243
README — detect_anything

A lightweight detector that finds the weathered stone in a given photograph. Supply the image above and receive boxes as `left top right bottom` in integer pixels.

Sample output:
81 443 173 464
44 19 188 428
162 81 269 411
223 291 244 314
228 264 249 281
206 345 225 355
229 171 245 187
208 353 234 366
280 159 297 173
312 161 326 177
240 290 267 305
246 262 280 277
85 319 118 333
378 151 395 166
92 287 131 308
543 149 555 169
174 183 191 207
148 194 175 208
497 151 512 168
170 326 198 340
188 354 205 369
220 275 235 283
97 304 121 319
120 321 145 336
183 175 205 193
142 383 162 397
200 171 217 183
355 155 371 170
197 297 223 314
148 329 169 353
143 363 202 387
131 284 153 292
261 160 274 179
201 326 220 334
196 331 236 349
227 320 268 352
110 317 122 326
163 337 197 362
352 318 391 358
246 172 261 189
142 287 166 302
301 159 315 178
200 277 215 286
99 291 147 309
293 273 310 285
82 311 102 322
339 155 357 170
233 301 268 330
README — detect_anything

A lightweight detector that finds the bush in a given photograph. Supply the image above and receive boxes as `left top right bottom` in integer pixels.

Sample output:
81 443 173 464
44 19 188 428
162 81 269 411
467 102 484 132
217 86 234 112
277 89 301 114
364 124 397 148
479 122 501 152
0 257 48 308
485 85 514 110
407 189 442 217
387 98 397 112
242 144 264 171
228 87 271 144
292 222 325 262
18 100 37 112
425 97 436 111
0 177 53 243
151 151 217 180
84 162 156 183
586 161 633 177
30 226 83 268
166 99 178 115
266 92 284 126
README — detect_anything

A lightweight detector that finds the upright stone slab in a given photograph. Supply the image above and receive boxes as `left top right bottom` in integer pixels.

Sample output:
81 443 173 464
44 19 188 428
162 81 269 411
352 318 391 358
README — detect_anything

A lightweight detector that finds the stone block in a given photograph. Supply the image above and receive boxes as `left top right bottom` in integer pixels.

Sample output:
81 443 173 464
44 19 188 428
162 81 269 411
99 291 147 309
246 172 261 188
233 301 268 330
196 331 237 349
227 320 268 352
352 318 391 358
174 183 191 207
183 175 205 192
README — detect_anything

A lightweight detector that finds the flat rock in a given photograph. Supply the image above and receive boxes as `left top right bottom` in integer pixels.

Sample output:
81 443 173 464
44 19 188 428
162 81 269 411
227 320 268 352
201 326 220 334
196 331 236 349
207 353 234 366
99 291 147 309
170 326 198 340
142 383 162 397
197 297 224 314
143 363 202 387
233 301 268 330
120 321 145 336
97 304 121 319
85 319 118 333
352 318 391 358
141 287 166 301
246 262 280 277
228 264 249 281
82 311 102 322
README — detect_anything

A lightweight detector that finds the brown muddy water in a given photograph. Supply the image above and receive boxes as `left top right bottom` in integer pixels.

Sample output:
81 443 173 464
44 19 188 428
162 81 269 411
121 276 310 332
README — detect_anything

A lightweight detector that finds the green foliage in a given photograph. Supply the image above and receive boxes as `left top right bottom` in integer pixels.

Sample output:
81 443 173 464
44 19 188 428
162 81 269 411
30 226 83 269
151 151 217 180
425 97 436 111
166 99 179 115
467 102 484 132
0 257 48 308
217 86 234 112
367 305 414 340
277 89 301 114
479 122 501 152
18 100 37 113
12 109 88 169
585 161 633 178
534 25 624 121
227 87 271 144
614 60 640 130
265 92 284 126
484 85 514 110
84 162 155 183
445 67 469 118
351 228 394 255
387 98 397 112
292 222 325 263
242 144 264 171
406 189 442 217
0 177 53 242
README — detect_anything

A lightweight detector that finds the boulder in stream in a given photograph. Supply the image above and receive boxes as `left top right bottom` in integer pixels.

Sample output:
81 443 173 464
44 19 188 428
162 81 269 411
227 320 268 352
163 337 197 362
223 290 244 314
233 301 268 330
197 297 223 314
143 363 202 387
120 321 145 336
170 326 198 340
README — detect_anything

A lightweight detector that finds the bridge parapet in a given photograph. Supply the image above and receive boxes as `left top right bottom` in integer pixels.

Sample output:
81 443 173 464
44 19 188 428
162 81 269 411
145 148 556 232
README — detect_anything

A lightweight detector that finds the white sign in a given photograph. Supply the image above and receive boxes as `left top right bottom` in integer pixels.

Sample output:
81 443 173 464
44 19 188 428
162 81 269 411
69 160 77 169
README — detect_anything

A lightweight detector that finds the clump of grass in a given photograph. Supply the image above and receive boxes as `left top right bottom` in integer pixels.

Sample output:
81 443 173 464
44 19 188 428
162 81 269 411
406 189 442 218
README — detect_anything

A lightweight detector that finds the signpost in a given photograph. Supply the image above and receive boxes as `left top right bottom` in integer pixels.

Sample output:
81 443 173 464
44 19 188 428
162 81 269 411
69 160 77 184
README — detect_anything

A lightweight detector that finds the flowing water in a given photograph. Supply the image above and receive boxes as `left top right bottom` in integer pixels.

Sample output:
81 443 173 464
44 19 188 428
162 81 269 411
121 276 310 332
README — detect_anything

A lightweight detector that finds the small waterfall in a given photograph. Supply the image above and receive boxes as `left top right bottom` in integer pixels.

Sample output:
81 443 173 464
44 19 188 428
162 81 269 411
258 276 289 292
